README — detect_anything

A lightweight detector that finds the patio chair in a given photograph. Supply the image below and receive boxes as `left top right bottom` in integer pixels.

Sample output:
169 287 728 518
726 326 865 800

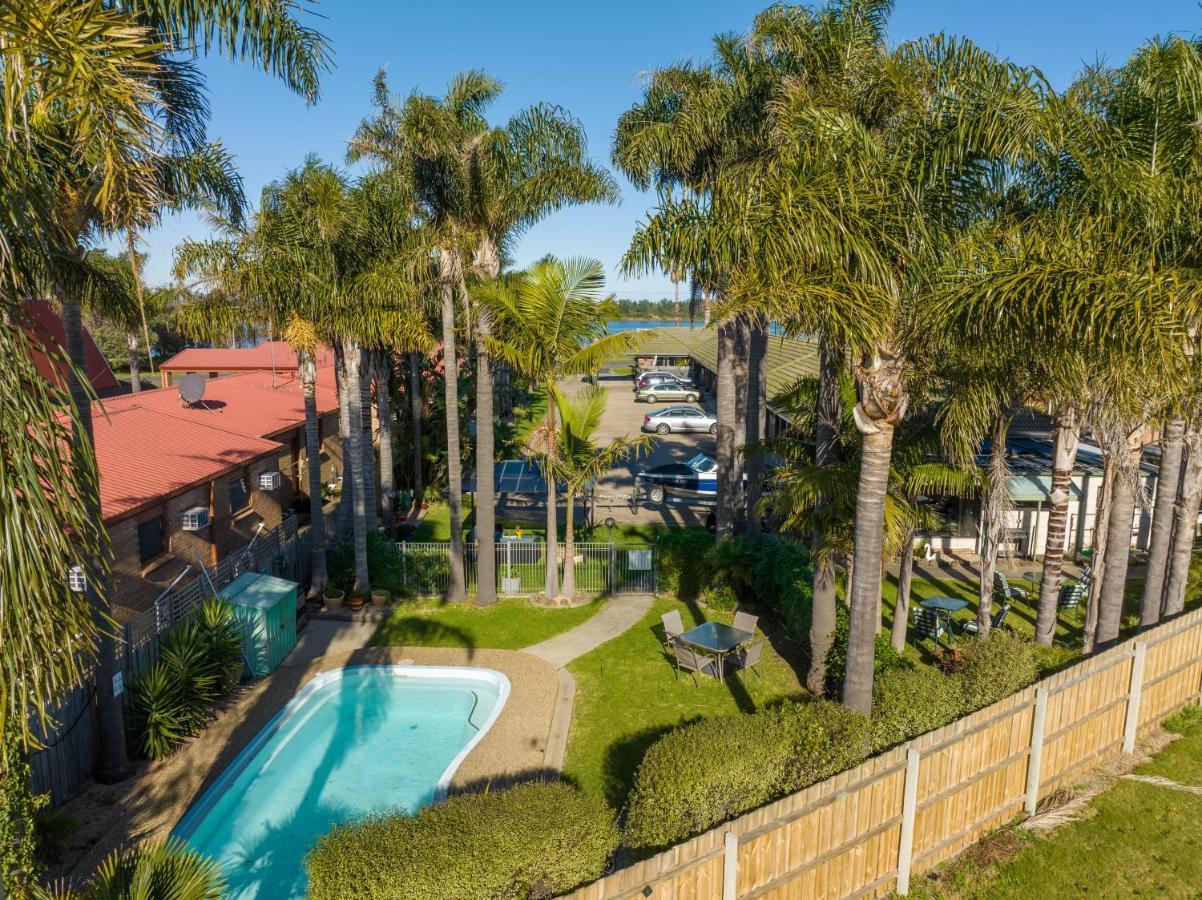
660 610 685 650
913 607 949 644
961 602 1012 635
672 643 719 685
993 571 1028 602
1059 581 1086 613
733 610 759 635
1078 565 1093 589
730 639 765 677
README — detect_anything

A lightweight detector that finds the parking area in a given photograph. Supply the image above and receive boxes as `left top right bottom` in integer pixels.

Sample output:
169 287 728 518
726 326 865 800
565 372 716 528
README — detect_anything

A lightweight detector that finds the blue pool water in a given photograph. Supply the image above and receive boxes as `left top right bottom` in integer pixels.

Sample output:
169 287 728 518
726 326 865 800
175 665 509 899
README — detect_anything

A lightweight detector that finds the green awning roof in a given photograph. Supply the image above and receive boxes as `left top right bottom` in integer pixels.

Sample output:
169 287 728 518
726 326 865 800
1007 475 1083 503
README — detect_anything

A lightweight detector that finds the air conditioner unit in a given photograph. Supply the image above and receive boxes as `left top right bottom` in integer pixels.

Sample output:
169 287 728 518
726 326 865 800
68 564 87 593
181 506 210 531
259 471 282 490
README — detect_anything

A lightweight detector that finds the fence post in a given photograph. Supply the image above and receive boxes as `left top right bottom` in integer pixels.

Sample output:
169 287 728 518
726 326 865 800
1123 642 1148 753
722 829 738 900
400 542 408 590
609 543 616 594
895 748 921 895
1025 687 1049 815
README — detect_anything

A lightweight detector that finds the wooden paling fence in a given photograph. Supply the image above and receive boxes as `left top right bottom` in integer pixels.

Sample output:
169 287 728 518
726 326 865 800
563 605 1202 900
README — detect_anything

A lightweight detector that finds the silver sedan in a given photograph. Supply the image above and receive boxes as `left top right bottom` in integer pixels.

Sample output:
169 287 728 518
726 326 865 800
641 406 718 435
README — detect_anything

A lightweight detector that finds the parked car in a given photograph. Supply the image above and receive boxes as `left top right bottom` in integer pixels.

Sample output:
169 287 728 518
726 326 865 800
635 453 718 503
635 370 695 392
641 406 718 435
636 379 700 404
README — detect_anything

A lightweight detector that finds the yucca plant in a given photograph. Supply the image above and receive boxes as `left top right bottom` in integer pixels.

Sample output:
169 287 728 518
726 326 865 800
127 664 188 761
34 837 226 900
196 599 244 692
158 624 220 728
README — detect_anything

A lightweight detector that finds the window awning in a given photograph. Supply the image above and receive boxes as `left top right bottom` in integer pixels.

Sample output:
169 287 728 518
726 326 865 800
1006 475 1082 504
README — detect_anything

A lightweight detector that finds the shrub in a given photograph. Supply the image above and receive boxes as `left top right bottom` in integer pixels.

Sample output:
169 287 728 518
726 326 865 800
870 667 964 753
824 602 909 696
79 837 225 899
959 631 1040 712
128 601 244 760
623 700 868 853
306 782 617 900
701 581 739 611
750 535 812 637
656 530 714 599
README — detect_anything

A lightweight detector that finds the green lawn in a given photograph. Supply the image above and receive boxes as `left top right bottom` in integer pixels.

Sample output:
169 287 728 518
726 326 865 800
369 597 606 651
910 707 1202 898
563 596 809 807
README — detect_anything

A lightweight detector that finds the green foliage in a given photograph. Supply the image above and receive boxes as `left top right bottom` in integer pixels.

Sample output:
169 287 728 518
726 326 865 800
306 782 617 900
870 667 964 754
656 530 714 599
700 582 739 612
959 631 1040 712
824 602 909 697
623 700 868 853
128 601 244 760
1 725 47 895
78 837 225 900
34 808 76 865
749 535 813 640
329 532 440 596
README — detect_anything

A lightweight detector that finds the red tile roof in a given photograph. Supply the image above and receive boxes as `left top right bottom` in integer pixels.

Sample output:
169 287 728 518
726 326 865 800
20 300 119 392
159 341 335 372
88 367 339 523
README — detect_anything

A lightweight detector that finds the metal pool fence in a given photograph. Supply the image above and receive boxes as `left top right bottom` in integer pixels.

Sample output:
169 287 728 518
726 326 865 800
395 541 657 596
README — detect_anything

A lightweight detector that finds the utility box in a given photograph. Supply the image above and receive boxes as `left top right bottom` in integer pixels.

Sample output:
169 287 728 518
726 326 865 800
221 572 298 676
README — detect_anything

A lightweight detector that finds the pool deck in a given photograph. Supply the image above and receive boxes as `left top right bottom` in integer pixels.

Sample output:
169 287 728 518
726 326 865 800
57 646 560 887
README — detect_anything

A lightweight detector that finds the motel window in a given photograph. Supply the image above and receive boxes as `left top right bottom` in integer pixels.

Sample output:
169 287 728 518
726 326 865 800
137 516 166 565
228 475 250 514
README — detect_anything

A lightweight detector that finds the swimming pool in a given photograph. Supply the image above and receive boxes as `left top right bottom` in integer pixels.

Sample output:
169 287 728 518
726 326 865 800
174 665 510 899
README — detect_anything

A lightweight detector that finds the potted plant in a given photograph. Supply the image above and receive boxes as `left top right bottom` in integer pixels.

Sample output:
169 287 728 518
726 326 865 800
370 588 390 607
345 593 365 612
323 586 345 608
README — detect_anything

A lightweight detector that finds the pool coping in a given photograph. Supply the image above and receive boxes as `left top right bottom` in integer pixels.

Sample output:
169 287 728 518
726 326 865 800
59 646 561 887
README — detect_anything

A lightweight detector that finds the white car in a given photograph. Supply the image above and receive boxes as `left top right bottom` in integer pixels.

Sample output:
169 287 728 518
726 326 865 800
641 406 718 435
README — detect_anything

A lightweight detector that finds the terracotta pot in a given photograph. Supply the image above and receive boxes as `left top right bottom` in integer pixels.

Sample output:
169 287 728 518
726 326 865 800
370 589 390 606
346 593 365 612
323 588 345 608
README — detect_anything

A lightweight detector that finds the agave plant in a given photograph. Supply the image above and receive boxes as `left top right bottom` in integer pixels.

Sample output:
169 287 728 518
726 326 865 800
158 624 220 727
127 663 188 761
196 599 244 693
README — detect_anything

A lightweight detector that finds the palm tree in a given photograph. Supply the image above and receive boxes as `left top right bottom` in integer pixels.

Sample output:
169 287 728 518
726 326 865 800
481 258 638 598
546 385 655 598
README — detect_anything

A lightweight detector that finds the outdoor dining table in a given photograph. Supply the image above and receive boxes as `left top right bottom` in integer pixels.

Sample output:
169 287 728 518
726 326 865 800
920 596 971 643
677 621 754 683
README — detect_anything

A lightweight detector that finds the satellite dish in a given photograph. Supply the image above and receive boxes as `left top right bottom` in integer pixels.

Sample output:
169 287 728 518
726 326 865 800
179 374 207 406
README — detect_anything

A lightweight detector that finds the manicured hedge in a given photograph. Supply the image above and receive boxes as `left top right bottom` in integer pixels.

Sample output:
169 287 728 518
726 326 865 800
823 601 908 697
623 700 867 853
656 529 715 599
306 782 617 900
959 629 1040 711
870 666 963 753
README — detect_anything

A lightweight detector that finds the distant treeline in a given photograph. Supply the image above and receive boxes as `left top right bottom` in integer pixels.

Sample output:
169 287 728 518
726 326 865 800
611 297 693 320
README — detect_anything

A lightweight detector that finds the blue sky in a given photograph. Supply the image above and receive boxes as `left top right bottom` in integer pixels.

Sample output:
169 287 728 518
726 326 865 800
137 0 1201 295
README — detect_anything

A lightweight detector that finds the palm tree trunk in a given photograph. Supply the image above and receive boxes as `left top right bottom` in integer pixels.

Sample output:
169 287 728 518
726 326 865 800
544 378 561 599
1162 428 1202 618
359 348 377 529
466 275 497 605
731 316 750 530
377 352 395 529
977 415 1010 638
715 318 740 538
891 531 916 653
342 340 371 595
744 320 768 537
408 352 424 515
127 229 155 376
60 291 131 783
1036 408 1080 646
562 487 577 599
808 335 842 695
1140 418 1184 627
334 347 354 536
300 350 327 592
844 424 895 716
1084 457 1115 653
1096 433 1142 649
440 252 467 601
126 332 141 393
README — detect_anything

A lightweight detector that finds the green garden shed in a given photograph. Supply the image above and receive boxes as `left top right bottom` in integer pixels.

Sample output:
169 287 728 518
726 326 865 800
220 572 298 676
